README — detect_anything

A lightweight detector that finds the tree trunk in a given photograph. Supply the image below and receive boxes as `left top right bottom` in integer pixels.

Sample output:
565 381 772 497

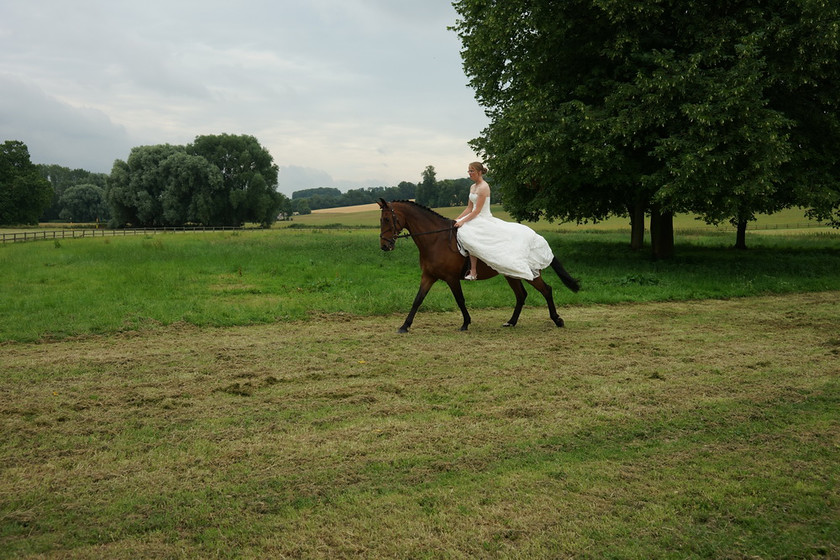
734 219 748 250
650 209 674 259
629 202 645 251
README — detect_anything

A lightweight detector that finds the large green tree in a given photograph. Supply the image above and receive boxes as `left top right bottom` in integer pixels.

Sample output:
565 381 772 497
107 144 224 227
107 136 289 227
453 0 840 257
188 134 286 227
158 151 226 226
109 144 183 227
0 141 53 225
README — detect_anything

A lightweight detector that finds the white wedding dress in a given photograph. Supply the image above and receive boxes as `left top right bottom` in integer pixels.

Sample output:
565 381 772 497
457 193 554 281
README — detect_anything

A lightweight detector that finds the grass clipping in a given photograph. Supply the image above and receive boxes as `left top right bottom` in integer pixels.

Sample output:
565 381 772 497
1 293 839 558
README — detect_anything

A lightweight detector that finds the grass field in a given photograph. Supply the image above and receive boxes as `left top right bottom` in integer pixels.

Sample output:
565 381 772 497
1 215 839 558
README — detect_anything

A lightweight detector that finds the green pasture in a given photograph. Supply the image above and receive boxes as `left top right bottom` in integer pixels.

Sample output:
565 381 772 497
1 217 840 343
0 222 840 341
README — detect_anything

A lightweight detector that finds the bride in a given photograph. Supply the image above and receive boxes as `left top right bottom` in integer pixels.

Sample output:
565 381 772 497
454 162 554 281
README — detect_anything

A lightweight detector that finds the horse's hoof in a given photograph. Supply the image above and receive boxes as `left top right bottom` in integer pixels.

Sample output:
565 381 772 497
458 325 469 331
502 322 515 328
397 327 409 334
554 318 565 328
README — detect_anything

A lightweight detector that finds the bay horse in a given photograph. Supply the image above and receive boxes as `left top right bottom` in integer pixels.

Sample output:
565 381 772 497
377 198 580 333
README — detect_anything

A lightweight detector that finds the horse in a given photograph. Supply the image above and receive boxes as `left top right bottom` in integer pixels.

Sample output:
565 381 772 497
377 198 580 333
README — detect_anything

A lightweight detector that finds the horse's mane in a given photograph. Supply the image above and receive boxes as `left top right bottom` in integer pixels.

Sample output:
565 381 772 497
390 200 453 223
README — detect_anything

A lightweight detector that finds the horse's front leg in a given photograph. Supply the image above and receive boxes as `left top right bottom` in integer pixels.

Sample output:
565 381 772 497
445 279 471 331
503 277 528 327
398 274 437 333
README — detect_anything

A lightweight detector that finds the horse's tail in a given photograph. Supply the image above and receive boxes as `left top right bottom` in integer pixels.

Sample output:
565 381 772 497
550 257 580 293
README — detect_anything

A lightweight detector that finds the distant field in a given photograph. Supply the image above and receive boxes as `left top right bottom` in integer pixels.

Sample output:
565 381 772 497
0 204 830 235
311 202 381 214
290 204 831 233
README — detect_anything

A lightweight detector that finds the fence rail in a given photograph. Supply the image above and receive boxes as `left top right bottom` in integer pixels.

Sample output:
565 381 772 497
1 226 245 244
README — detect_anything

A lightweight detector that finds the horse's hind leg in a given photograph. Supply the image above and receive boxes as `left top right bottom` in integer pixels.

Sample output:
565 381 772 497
503 277 528 327
527 276 565 328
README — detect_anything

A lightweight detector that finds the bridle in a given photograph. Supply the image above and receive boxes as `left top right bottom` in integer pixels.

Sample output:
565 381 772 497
380 205 456 249
379 205 403 248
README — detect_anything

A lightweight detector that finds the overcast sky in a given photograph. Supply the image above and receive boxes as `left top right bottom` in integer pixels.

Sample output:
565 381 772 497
0 0 489 195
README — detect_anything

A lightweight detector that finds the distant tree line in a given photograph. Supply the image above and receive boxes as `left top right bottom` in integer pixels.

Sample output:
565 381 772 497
290 165 473 213
1 135 292 227
414 165 473 208
3 138 472 226
291 183 417 213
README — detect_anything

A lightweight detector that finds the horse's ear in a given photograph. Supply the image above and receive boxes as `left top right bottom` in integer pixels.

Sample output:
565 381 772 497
377 198 388 209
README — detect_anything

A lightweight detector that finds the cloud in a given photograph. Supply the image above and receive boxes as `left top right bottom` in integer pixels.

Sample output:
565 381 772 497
0 74 133 172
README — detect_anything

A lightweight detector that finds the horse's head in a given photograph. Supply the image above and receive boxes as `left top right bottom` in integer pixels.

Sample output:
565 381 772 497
377 198 403 251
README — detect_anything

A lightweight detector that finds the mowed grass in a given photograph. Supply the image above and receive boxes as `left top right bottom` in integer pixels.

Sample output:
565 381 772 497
1 224 839 342
1 294 838 558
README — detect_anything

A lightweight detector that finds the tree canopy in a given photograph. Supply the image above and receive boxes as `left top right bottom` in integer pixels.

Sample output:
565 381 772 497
0 141 53 225
107 135 290 227
38 164 109 222
188 134 285 227
453 0 840 256
59 183 108 223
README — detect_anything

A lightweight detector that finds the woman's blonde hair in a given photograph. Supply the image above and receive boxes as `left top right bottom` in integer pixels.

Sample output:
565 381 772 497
469 162 488 175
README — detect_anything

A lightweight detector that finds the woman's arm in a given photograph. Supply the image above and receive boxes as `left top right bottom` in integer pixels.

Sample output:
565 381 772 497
455 201 474 221
456 184 490 225
462 194 486 220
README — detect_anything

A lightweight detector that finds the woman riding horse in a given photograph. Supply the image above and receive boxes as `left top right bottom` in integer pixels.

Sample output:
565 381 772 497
378 195 579 333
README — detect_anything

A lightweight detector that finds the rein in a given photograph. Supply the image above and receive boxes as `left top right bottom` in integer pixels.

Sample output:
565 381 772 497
392 226 455 240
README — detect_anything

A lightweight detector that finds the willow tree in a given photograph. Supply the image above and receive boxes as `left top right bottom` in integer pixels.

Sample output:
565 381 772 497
188 134 285 227
453 0 840 257
108 135 288 227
